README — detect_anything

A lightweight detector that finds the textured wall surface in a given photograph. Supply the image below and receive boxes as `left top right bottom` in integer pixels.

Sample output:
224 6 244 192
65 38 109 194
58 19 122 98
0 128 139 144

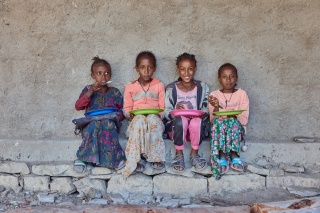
0 0 319 141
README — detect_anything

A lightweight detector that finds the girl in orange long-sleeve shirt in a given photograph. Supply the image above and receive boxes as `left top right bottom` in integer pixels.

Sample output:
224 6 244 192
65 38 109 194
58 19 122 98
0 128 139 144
121 51 166 177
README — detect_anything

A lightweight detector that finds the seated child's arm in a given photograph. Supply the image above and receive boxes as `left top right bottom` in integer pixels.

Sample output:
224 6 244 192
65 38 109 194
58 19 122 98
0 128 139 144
200 82 210 120
75 87 90 111
123 84 134 119
158 83 165 110
163 86 175 121
237 91 249 130
114 88 125 121
158 83 165 118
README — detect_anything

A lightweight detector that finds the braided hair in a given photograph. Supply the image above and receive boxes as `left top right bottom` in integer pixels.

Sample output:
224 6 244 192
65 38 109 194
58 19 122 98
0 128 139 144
176 52 197 67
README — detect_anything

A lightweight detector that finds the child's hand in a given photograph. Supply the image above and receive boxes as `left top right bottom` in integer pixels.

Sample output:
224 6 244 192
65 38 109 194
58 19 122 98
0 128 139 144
129 113 135 122
176 104 185 110
209 95 219 108
86 82 100 98
91 82 101 92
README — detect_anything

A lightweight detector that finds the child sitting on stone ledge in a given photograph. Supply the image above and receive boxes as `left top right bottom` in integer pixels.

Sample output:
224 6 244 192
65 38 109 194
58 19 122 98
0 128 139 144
73 56 126 173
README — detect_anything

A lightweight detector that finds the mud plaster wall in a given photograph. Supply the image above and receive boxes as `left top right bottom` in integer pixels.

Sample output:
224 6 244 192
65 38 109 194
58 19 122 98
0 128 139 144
0 0 319 142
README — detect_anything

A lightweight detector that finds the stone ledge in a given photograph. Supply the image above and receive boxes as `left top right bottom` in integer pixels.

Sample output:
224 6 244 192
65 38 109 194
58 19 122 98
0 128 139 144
0 161 30 175
1 138 319 169
266 174 320 188
208 173 266 195
0 161 319 199
107 173 153 195
153 173 207 196
0 174 19 189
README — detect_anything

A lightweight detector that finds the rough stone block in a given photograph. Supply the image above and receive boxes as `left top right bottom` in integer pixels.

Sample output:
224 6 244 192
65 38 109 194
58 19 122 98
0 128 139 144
58 201 76 207
179 198 191 205
88 198 108 205
279 164 304 173
153 173 207 196
208 174 265 194
37 193 55 203
266 174 320 188
23 175 50 191
287 186 320 197
0 161 29 175
89 174 112 180
119 190 130 200
32 164 87 177
107 173 153 195
158 198 180 208
269 168 285 176
127 194 154 205
247 164 270 176
110 193 126 204
0 175 19 190
50 177 76 194
73 177 107 198
91 167 112 175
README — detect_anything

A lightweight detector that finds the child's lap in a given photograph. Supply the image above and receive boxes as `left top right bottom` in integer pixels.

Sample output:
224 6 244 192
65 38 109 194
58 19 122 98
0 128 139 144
83 119 118 133
126 114 163 137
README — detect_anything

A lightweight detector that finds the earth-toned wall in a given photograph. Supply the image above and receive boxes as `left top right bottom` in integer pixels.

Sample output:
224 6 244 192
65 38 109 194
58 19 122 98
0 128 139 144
0 0 319 141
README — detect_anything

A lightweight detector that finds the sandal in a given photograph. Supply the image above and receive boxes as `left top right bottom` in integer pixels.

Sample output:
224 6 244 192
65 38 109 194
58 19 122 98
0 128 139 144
152 162 165 170
219 159 229 175
171 154 185 172
230 157 244 172
190 154 207 171
73 159 87 173
136 158 147 172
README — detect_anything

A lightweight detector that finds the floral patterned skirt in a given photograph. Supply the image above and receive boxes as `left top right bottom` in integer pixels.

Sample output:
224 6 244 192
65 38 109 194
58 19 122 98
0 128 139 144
210 117 245 179
76 119 126 169
120 114 166 177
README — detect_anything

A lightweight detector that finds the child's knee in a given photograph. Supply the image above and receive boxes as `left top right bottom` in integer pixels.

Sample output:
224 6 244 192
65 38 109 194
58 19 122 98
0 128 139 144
173 116 189 129
146 114 161 123
189 117 201 129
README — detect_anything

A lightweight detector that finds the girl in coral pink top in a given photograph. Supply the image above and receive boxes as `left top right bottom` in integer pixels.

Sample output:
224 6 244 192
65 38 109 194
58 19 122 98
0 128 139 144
121 51 166 177
208 63 249 179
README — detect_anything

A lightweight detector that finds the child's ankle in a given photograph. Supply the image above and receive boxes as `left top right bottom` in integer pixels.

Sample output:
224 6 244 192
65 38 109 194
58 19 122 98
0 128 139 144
231 151 239 159
219 151 227 159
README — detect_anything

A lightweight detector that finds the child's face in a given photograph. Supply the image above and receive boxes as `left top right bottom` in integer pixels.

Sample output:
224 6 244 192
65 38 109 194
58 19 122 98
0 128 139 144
136 57 155 83
218 67 238 90
91 64 111 86
177 59 196 83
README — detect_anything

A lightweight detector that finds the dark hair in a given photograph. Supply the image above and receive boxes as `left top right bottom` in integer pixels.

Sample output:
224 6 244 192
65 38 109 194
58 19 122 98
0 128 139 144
218 63 238 77
90 56 111 74
135 51 156 67
176 53 197 67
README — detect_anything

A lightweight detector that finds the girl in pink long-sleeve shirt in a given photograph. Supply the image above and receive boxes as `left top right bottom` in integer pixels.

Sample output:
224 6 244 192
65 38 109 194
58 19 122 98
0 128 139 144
120 51 166 177
208 63 249 179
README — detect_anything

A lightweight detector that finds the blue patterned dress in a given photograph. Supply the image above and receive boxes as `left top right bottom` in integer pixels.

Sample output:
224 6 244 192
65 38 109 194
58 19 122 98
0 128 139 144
75 86 126 169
